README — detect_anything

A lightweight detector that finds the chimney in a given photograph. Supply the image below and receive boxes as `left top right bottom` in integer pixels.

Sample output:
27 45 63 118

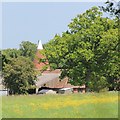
37 40 43 50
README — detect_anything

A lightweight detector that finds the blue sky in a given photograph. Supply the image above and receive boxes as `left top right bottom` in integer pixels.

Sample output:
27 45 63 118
2 2 105 49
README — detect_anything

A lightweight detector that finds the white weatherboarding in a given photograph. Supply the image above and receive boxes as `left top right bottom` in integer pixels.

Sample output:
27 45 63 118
37 40 43 50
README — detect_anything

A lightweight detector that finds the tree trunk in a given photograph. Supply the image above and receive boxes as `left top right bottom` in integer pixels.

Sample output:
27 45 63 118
85 69 91 92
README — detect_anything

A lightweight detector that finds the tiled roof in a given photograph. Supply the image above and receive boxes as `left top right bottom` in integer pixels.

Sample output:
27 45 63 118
36 72 85 89
33 50 49 70
36 73 60 88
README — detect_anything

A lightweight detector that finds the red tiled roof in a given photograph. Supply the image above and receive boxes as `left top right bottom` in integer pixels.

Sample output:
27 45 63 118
33 50 49 70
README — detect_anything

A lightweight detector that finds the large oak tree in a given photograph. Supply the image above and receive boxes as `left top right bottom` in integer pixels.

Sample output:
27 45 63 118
44 7 119 92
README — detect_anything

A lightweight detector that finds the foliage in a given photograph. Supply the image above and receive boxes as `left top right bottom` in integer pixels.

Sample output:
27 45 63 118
99 0 120 18
2 49 21 70
3 56 37 94
88 75 108 92
2 41 37 70
44 7 119 92
19 41 37 61
41 65 49 72
1 41 38 95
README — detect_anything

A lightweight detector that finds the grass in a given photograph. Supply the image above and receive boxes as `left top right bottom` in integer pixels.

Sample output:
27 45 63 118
1 91 119 118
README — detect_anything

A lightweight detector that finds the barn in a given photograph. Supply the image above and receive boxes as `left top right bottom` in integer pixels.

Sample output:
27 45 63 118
33 40 86 94
35 69 85 94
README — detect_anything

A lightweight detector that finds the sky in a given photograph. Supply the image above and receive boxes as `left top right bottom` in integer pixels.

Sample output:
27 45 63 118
2 2 106 49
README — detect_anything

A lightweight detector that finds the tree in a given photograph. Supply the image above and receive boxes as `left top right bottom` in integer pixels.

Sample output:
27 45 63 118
2 41 37 70
99 0 120 18
19 41 37 61
3 56 37 94
2 48 21 70
44 7 119 92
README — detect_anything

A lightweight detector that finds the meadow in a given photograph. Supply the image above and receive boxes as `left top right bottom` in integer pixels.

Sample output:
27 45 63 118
1 92 118 118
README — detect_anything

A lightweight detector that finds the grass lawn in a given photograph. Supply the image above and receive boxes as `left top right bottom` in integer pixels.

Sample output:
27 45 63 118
1 91 118 118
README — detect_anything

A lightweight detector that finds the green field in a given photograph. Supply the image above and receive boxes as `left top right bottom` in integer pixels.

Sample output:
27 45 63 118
1 92 118 118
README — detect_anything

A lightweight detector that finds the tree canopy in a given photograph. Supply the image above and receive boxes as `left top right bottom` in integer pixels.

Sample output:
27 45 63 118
2 48 21 70
99 0 120 18
2 41 37 94
44 7 119 92
2 41 37 69
19 41 37 61
3 56 37 94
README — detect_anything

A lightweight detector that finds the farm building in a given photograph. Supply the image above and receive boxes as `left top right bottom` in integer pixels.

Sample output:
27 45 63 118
33 40 86 94
35 69 86 94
